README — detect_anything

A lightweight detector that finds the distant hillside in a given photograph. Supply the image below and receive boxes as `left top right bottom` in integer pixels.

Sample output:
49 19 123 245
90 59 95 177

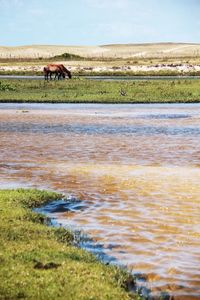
0 43 200 59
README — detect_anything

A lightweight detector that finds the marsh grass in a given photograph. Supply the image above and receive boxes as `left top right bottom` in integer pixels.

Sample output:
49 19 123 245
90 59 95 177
1 78 200 103
0 189 140 299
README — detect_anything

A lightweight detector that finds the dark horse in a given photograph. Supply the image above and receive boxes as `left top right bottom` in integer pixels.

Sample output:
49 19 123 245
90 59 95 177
44 64 72 80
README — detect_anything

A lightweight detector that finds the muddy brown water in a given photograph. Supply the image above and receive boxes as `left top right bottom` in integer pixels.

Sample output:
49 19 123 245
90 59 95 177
1 103 200 299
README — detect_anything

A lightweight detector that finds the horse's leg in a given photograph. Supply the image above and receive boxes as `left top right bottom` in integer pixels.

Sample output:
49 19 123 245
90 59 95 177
58 72 65 80
44 70 47 80
57 72 61 80
55 71 59 80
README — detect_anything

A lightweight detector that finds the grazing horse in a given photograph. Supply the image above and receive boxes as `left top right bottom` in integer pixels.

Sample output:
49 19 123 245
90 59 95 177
43 65 61 80
43 64 72 80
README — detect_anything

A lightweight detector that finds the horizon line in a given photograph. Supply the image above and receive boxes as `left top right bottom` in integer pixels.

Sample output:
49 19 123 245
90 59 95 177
1 42 200 47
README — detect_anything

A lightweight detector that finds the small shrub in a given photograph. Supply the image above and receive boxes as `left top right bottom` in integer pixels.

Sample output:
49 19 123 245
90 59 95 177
53 52 84 60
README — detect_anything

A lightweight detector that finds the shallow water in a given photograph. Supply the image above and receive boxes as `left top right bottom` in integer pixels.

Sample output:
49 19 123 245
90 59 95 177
1 74 200 81
1 103 200 299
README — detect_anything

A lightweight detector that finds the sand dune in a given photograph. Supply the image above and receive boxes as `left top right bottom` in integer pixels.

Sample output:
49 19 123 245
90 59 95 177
1 43 200 59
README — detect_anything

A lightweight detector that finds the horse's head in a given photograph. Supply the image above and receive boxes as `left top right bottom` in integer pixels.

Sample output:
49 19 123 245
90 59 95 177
68 71 72 79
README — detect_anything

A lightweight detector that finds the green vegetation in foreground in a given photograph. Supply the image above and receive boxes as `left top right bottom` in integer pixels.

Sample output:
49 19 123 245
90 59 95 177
0 189 140 300
1 78 200 103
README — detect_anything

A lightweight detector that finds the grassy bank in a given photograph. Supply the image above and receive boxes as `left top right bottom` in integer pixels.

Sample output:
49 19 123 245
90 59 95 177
1 67 200 77
0 189 140 299
1 78 200 103
1 69 200 77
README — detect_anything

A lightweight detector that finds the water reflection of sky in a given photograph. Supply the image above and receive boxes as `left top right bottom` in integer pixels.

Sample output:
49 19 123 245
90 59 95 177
1 122 200 136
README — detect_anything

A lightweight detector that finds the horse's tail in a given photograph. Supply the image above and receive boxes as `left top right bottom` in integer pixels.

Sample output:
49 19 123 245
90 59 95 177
44 66 49 73
43 66 49 80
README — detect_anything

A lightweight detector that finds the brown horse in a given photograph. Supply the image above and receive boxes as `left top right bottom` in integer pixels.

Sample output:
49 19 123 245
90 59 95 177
43 65 62 80
43 64 72 80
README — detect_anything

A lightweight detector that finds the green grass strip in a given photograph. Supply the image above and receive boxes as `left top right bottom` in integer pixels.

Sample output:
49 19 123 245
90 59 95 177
1 78 200 103
0 189 140 300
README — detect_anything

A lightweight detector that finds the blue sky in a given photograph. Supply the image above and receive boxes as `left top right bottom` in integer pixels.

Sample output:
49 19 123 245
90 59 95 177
0 0 200 46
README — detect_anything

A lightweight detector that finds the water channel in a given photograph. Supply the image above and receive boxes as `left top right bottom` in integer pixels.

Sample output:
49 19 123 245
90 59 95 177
1 74 200 81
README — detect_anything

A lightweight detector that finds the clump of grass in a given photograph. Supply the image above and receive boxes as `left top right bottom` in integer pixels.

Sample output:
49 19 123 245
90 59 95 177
0 189 140 300
54 227 74 244
0 81 15 91
119 88 127 96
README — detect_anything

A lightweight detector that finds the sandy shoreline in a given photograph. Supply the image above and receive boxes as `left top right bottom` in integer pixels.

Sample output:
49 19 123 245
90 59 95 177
1 63 200 74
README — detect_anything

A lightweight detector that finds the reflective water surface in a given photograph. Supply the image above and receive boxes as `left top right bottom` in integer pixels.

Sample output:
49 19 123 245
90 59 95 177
1 103 200 299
